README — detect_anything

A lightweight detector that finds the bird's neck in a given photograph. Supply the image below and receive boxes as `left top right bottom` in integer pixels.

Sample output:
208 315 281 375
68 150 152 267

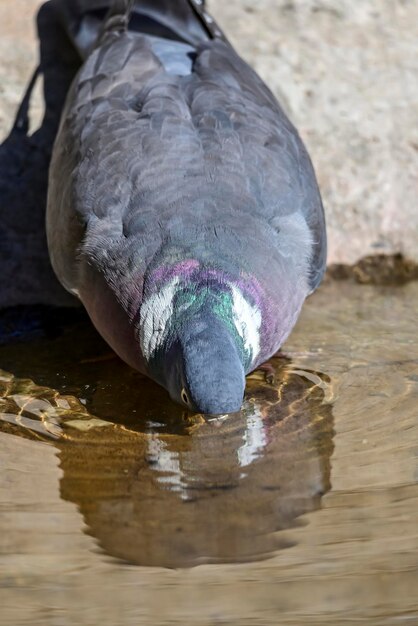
139 262 264 372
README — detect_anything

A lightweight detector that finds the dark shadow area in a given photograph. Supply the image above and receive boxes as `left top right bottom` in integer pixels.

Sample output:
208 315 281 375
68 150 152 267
0 3 80 308
0 305 87 345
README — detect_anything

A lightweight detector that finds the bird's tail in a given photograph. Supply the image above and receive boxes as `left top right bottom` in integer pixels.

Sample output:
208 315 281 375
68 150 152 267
48 0 226 60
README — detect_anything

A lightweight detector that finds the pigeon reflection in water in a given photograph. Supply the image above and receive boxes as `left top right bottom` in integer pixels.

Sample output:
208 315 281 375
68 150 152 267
58 365 334 568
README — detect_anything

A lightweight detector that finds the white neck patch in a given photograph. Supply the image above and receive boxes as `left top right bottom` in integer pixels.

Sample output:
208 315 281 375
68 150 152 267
139 277 179 361
231 285 262 364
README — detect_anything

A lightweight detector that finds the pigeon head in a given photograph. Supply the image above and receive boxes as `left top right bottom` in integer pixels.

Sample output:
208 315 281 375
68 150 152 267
164 305 246 414
139 264 262 415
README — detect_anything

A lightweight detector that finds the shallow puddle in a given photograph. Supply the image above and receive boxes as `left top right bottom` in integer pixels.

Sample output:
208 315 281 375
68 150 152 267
0 279 417 625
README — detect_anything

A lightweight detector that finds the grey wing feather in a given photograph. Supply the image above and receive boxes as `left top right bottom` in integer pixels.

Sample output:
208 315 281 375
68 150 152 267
191 41 327 291
47 34 161 296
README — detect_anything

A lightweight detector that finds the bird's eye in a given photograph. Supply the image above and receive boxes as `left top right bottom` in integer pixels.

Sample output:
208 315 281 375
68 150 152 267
181 388 190 405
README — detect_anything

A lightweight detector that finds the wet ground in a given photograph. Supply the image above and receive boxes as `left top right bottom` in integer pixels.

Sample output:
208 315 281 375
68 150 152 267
1 278 417 625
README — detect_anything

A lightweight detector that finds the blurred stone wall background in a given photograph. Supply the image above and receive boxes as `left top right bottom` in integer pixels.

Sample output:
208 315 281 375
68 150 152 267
0 0 417 305
210 0 418 265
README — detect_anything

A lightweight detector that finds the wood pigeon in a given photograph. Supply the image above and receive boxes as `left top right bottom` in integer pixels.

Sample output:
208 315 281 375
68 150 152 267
46 0 327 414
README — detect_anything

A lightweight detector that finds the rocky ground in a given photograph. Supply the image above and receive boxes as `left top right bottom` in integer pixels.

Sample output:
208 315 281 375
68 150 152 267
0 0 417 305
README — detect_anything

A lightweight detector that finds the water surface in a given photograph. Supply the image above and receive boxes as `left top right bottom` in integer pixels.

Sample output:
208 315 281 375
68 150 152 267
0 279 417 625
